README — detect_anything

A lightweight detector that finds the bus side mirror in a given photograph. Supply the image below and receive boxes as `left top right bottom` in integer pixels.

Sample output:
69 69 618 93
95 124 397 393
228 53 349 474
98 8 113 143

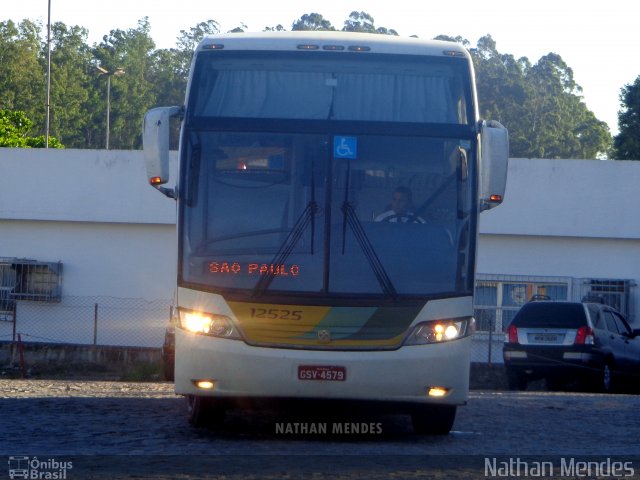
143 106 181 198
479 120 509 211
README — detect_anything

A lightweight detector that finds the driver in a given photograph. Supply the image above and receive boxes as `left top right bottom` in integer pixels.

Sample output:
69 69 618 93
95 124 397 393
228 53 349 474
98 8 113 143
374 186 425 224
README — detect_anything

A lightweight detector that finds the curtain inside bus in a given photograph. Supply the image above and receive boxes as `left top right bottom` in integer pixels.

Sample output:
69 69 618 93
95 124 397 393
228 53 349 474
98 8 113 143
194 70 463 124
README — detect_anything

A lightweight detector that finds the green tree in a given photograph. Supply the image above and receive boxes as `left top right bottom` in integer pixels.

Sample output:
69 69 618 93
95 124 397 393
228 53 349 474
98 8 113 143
264 25 286 32
433 35 470 48
292 13 335 31
0 109 32 146
613 75 640 160
342 11 398 35
149 49 185 109
153 21 223 106
0 109 63 147
469 35 531 156
524 53 610 158
150 20 221 109
175 21 220 79
0 20 45 129
0 14 616 155
92 18 157 149
149 20 222 148
466 35 611 159
228 24 247 33
46 22 93 147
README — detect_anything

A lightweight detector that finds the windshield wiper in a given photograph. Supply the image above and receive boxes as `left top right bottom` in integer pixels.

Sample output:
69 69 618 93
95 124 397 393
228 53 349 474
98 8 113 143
251 200 318 297
340 162 397 300
252 163 318 297
341 202 398 300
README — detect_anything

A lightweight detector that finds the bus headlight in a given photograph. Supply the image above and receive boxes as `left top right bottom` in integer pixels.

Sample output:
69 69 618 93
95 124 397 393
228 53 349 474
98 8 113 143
403 317 474 345
179 308 241 339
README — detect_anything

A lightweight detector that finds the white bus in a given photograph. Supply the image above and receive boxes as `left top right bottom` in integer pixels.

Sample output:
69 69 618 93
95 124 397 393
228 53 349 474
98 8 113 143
144 32 508 434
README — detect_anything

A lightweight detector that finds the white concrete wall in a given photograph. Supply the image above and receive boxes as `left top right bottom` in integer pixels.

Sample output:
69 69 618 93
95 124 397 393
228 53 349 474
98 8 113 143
480 158 640 240
0 148 178 347
478 235 640 281
0 148 176 225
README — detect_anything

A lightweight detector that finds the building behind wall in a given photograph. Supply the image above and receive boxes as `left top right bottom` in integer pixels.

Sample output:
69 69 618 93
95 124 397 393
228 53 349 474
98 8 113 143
1 149 638 361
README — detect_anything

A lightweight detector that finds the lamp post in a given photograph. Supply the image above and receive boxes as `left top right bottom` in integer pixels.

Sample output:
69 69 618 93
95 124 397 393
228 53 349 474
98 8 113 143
45 0 52 148
96 66 125 150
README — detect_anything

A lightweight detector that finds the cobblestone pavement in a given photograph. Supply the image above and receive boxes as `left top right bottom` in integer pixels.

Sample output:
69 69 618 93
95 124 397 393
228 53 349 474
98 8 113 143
1 380 640 479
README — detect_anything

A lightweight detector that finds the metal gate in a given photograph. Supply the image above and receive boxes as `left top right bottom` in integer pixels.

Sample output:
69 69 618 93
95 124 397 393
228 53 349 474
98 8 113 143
0 260 18 335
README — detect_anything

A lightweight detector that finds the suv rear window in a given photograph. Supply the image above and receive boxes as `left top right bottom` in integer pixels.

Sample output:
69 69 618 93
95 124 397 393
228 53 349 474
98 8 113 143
511 302 587 328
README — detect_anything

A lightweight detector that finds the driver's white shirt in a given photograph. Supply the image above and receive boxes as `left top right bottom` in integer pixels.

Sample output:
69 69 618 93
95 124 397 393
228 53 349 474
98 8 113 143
374 210 426 223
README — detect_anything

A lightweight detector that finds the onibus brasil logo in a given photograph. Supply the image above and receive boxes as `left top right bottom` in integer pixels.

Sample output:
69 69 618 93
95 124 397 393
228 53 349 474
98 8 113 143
7 457 72 479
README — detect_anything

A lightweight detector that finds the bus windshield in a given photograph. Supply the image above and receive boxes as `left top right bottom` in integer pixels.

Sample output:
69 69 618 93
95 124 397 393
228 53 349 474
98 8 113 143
179 51 477 301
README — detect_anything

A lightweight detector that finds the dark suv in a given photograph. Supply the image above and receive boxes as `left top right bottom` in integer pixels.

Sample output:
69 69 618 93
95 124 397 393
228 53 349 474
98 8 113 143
503 301 640 392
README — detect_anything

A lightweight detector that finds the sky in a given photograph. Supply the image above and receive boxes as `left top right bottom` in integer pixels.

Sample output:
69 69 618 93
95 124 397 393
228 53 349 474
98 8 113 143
3 0 639 135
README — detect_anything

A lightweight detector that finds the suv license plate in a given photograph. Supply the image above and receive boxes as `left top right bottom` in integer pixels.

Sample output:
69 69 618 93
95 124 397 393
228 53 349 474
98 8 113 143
531 333 559 343
298 365 346 381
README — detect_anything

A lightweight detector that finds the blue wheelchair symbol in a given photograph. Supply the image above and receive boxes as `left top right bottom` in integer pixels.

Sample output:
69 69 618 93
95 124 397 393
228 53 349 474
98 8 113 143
333 136 357 159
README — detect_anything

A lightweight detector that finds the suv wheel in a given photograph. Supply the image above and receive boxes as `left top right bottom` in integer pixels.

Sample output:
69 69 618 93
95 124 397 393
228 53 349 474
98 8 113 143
506 370 527 391
602 362 615 393
545 377 566 392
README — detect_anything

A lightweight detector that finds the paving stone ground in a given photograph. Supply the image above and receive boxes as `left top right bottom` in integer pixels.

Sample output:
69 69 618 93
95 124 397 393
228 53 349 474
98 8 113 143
1 380 640 479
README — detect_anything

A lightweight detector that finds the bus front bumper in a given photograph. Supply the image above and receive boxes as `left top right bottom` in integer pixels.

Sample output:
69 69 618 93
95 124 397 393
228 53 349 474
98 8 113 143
174 328 471 406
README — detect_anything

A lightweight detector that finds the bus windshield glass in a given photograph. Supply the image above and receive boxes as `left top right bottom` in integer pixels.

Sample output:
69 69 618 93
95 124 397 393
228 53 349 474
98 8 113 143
180 51 477 301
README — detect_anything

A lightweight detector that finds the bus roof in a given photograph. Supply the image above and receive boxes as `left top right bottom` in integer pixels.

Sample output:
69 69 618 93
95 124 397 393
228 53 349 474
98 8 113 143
196 31 470 59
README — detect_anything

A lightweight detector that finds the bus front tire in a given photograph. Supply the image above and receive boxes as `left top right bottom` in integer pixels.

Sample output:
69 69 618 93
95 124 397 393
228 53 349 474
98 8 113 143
411 405 456 435
186 395 225 428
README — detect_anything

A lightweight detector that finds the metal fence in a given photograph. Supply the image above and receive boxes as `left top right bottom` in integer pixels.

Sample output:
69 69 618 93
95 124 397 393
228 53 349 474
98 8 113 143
1 294 505 363
0 296 172 348
2 273 634 365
